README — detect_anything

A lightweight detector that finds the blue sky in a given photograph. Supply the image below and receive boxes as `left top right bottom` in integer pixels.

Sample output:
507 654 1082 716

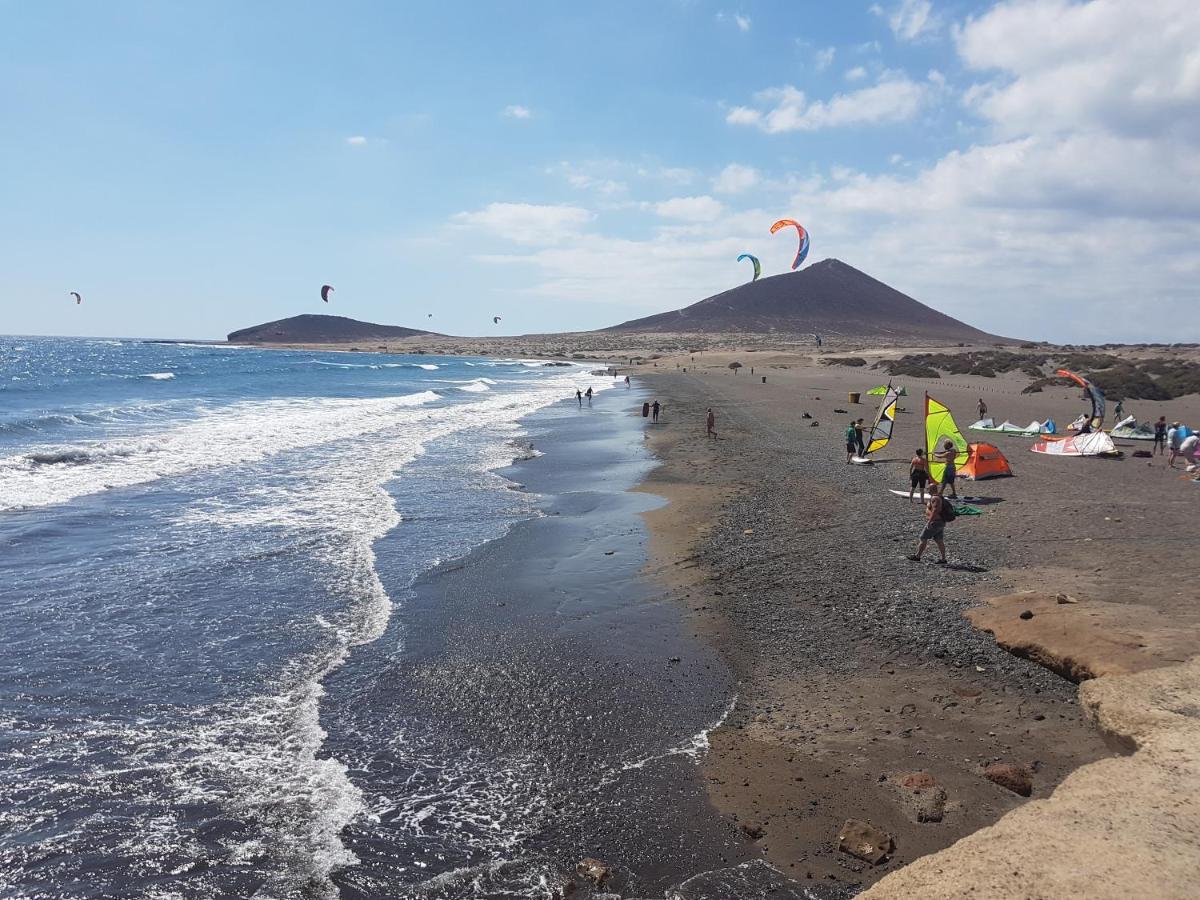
3 1 1198 342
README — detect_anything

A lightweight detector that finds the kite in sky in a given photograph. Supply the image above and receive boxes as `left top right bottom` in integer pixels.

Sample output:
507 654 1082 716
736 253 761 282
770 219 810 269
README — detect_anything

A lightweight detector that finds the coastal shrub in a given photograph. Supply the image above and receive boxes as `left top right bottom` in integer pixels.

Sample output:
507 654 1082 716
970 365 997 378
822 356 867 367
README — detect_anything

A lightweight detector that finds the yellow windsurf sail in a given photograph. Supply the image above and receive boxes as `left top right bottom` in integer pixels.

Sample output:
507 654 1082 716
925 393 969 483
865 384 899 455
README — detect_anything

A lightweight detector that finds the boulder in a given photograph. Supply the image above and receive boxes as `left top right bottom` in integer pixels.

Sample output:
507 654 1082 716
893 772 947 823
983 762 1033 797
837 818 895 864
577 858 611 885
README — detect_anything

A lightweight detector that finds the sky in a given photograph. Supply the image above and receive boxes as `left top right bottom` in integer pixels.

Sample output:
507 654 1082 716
1 0 1198 343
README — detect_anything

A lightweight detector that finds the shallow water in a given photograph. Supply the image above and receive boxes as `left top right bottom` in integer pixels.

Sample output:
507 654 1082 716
0 338 742 898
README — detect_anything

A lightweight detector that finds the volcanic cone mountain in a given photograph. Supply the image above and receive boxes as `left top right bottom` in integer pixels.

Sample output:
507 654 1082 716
604 259 1010 343
227 314 437 343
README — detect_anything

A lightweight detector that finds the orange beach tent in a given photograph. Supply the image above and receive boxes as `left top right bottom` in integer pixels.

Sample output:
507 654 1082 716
959 442 1012 480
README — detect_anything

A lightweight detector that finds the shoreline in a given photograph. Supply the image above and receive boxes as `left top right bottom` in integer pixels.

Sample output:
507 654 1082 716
323 384 760 899
630 358 1200 894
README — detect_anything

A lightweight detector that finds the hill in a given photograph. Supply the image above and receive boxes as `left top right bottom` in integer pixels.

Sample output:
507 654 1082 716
227 314 436 344
603 259 1011 343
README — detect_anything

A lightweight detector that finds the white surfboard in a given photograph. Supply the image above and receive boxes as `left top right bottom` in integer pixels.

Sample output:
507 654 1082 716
850 456 874 465
889 489 984 503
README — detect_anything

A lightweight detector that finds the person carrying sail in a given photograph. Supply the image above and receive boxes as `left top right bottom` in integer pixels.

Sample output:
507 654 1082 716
845 420 859 464
933 439 960 498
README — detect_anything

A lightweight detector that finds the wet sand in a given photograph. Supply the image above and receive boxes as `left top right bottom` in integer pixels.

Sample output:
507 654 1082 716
323 385 758 899
631 355 1200 892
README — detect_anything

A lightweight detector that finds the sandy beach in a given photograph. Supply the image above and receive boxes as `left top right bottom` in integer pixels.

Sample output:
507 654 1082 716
628 350 1200 895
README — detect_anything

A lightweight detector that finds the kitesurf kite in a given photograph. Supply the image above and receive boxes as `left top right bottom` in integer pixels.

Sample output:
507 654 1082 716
493 316 502 324
1056 369 1106 431
770 219 810 269
320 284 334 303
70 291 81 305
736 253 761 282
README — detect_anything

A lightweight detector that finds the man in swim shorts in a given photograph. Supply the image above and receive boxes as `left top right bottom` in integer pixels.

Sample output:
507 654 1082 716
908 448 929 502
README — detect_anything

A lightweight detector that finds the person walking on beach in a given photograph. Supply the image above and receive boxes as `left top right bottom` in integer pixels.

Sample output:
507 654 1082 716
908 484 949 564
585 386 593 406
1154 416 1168 454
576 389 583 408
651 400 660 423
1114 399 1124 420
977 398 988 421
934 439 960 498
908 448 929 502
706 408 716 437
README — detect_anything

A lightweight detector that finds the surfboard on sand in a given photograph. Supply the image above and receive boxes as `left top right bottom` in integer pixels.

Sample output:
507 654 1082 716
850 456 873 465
889 488 988 503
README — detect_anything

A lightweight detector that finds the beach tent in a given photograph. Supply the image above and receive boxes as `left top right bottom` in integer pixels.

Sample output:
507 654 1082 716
959 442 1012 479
1031 432 1118 457
867 385 908 396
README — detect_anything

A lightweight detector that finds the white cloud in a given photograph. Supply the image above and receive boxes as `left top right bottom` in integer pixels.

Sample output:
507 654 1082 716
653 196 725 221
712 163 760 194
871 0 939 41
547 161 627 195
716 11 752 31
956 0 1200 140
727 74 928 133
502 105 532 119
814 46 836 71
345 136 368 146
453 203 593 245
845 66 868 82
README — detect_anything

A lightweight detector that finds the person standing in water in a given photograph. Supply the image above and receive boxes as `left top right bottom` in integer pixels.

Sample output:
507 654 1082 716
576 389 583 408
585 387 593 406
651 400 660 423
706 408 716 437
908 448 929 502
624 375 630 388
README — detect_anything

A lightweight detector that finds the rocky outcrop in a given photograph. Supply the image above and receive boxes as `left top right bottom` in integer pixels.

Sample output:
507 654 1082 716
859 656 1200 899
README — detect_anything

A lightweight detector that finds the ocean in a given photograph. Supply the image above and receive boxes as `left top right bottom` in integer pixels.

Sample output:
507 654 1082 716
0 338 745 899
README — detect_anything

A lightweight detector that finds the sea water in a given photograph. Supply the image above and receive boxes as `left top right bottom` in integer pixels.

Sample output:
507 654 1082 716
0 338 624 898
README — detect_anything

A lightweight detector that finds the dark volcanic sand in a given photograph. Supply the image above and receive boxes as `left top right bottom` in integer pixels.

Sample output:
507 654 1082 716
318 386 851 898
637 372 1118 890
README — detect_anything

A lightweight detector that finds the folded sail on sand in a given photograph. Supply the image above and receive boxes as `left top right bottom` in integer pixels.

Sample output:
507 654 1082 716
925 393 970 484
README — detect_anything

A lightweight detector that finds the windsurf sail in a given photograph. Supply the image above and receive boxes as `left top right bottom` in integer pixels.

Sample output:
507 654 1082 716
925 393 969 484
865 384 899 455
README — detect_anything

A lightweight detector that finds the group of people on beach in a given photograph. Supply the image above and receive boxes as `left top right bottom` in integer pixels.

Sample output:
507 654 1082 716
1153 416 1200 468
904 440 962 563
